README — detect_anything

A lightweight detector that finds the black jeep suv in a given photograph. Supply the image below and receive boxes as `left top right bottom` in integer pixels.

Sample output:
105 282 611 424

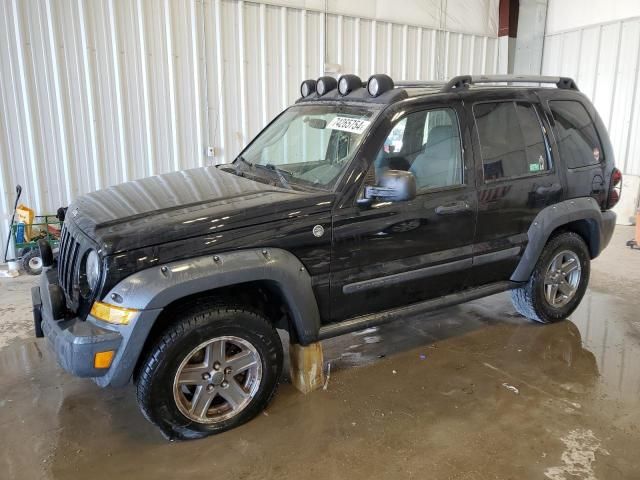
32 74 619 439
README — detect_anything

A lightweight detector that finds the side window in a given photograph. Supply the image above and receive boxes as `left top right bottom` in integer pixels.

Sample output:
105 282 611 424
474 101 549 182
374 108 463 190
384 118 407 154
549 100 603 169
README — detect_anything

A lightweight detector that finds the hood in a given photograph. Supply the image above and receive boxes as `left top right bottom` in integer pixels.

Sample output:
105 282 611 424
70 166 332 254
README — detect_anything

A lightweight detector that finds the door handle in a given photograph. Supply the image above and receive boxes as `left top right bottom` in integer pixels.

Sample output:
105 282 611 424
435 201 470 215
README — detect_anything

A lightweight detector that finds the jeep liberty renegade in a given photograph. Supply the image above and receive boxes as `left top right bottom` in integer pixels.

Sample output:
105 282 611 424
32 74 619 439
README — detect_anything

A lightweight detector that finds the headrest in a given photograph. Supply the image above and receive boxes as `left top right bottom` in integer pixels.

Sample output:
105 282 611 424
426 126 454 146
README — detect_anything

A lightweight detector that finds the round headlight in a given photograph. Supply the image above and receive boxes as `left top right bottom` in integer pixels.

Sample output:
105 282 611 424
86 250 101 292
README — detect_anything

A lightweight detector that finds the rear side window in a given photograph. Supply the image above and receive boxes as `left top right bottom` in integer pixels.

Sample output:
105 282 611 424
474 101 549 182
549 100 603 168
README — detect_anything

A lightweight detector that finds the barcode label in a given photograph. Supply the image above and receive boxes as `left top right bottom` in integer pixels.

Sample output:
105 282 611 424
326 116 371 134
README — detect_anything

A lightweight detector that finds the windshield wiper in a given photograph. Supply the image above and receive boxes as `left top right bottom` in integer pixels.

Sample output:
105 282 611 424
235 156 292 189
263 164 291 189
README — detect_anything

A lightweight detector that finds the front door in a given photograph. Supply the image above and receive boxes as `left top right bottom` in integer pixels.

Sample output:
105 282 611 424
329 102 477 322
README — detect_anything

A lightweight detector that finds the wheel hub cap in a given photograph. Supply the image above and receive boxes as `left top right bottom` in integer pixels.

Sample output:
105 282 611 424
543 250 582 308
210 371 224 385
172 336 262 424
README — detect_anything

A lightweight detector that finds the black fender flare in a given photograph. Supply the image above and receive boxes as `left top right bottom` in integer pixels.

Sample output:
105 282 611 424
103 248 321 344
510 197 615 282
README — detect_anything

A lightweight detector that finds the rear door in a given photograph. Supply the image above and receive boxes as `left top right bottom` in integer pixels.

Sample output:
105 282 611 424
328 101 477 322
465 92 563 285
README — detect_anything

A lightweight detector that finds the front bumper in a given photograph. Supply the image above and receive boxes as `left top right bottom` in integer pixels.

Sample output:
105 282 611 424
33 268 122 378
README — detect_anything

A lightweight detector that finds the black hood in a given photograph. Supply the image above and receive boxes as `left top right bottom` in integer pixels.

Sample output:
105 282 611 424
69 166 332 254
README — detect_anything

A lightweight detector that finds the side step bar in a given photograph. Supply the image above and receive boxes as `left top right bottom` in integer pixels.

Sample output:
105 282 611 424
317 281 518 340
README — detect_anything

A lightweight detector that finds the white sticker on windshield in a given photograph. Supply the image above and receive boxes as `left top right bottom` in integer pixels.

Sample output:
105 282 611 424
326 116 370 134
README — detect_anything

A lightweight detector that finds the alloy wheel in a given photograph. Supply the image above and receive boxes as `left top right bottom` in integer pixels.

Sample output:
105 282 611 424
543 250 582 308
173 336 262 424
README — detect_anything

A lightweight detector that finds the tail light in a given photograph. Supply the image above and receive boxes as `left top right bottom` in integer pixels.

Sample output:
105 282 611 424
606 168 622 209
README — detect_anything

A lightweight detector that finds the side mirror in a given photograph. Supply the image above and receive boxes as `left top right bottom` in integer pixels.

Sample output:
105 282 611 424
363 169 417 202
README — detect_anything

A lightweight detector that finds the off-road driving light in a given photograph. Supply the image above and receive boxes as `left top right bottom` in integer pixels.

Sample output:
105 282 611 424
338 74 362 96
367 74 394 97
300 79 316 97
316 76 337 96
90 301 139 325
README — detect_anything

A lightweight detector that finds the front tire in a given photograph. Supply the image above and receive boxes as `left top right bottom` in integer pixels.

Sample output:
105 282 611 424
511 232 590 324
136 302 283 440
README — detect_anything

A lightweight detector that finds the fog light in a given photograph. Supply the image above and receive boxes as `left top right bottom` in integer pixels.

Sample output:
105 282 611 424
94 350 115 369
90 301 138 325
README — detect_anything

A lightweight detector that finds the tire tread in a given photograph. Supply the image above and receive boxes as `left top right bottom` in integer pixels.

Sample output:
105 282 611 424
511 231 590 324
135 300 282 440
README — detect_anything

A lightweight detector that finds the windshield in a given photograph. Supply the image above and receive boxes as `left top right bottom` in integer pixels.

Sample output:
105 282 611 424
236 104 379 189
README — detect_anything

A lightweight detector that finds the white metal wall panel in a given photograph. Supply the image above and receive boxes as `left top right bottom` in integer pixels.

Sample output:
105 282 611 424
546 0 640 36
0 0 499 258
542 18 640 178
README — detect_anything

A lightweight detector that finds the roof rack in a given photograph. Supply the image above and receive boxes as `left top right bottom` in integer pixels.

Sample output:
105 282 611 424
394 80 446 88
441 75 579 92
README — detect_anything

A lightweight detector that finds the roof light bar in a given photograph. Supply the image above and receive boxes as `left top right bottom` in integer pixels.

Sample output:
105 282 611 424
316 76 337 96
338 74 363 96
300 79 317 97
367 74 394 97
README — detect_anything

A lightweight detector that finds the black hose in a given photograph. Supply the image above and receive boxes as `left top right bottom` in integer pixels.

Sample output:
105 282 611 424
3 185 22 263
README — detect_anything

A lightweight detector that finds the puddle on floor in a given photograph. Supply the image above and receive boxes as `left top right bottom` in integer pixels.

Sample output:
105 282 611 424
322 289 640 406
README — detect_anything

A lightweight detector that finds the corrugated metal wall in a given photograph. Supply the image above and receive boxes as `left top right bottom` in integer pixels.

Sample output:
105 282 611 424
0 0 500 258
542 17 640 177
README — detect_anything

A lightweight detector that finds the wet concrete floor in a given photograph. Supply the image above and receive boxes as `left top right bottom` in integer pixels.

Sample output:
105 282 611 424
1 226 640 479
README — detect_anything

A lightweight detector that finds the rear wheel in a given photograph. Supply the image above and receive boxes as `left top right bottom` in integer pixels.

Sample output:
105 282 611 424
511 232 590 324
136 302 283 440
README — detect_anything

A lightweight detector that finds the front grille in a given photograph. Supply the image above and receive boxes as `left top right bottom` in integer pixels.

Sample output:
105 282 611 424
58 225 78 296
57 222 90 312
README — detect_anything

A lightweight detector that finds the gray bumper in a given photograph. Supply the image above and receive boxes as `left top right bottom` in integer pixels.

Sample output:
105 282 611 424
33 267 163 387
34 274 123 378
599 210 616 254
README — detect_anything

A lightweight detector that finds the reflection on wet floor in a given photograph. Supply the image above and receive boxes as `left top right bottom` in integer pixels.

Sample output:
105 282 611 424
1 288 640 479
322 289 640 406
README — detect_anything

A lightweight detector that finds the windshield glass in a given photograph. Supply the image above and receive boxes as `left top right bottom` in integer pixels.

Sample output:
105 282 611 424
237 104 379 189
